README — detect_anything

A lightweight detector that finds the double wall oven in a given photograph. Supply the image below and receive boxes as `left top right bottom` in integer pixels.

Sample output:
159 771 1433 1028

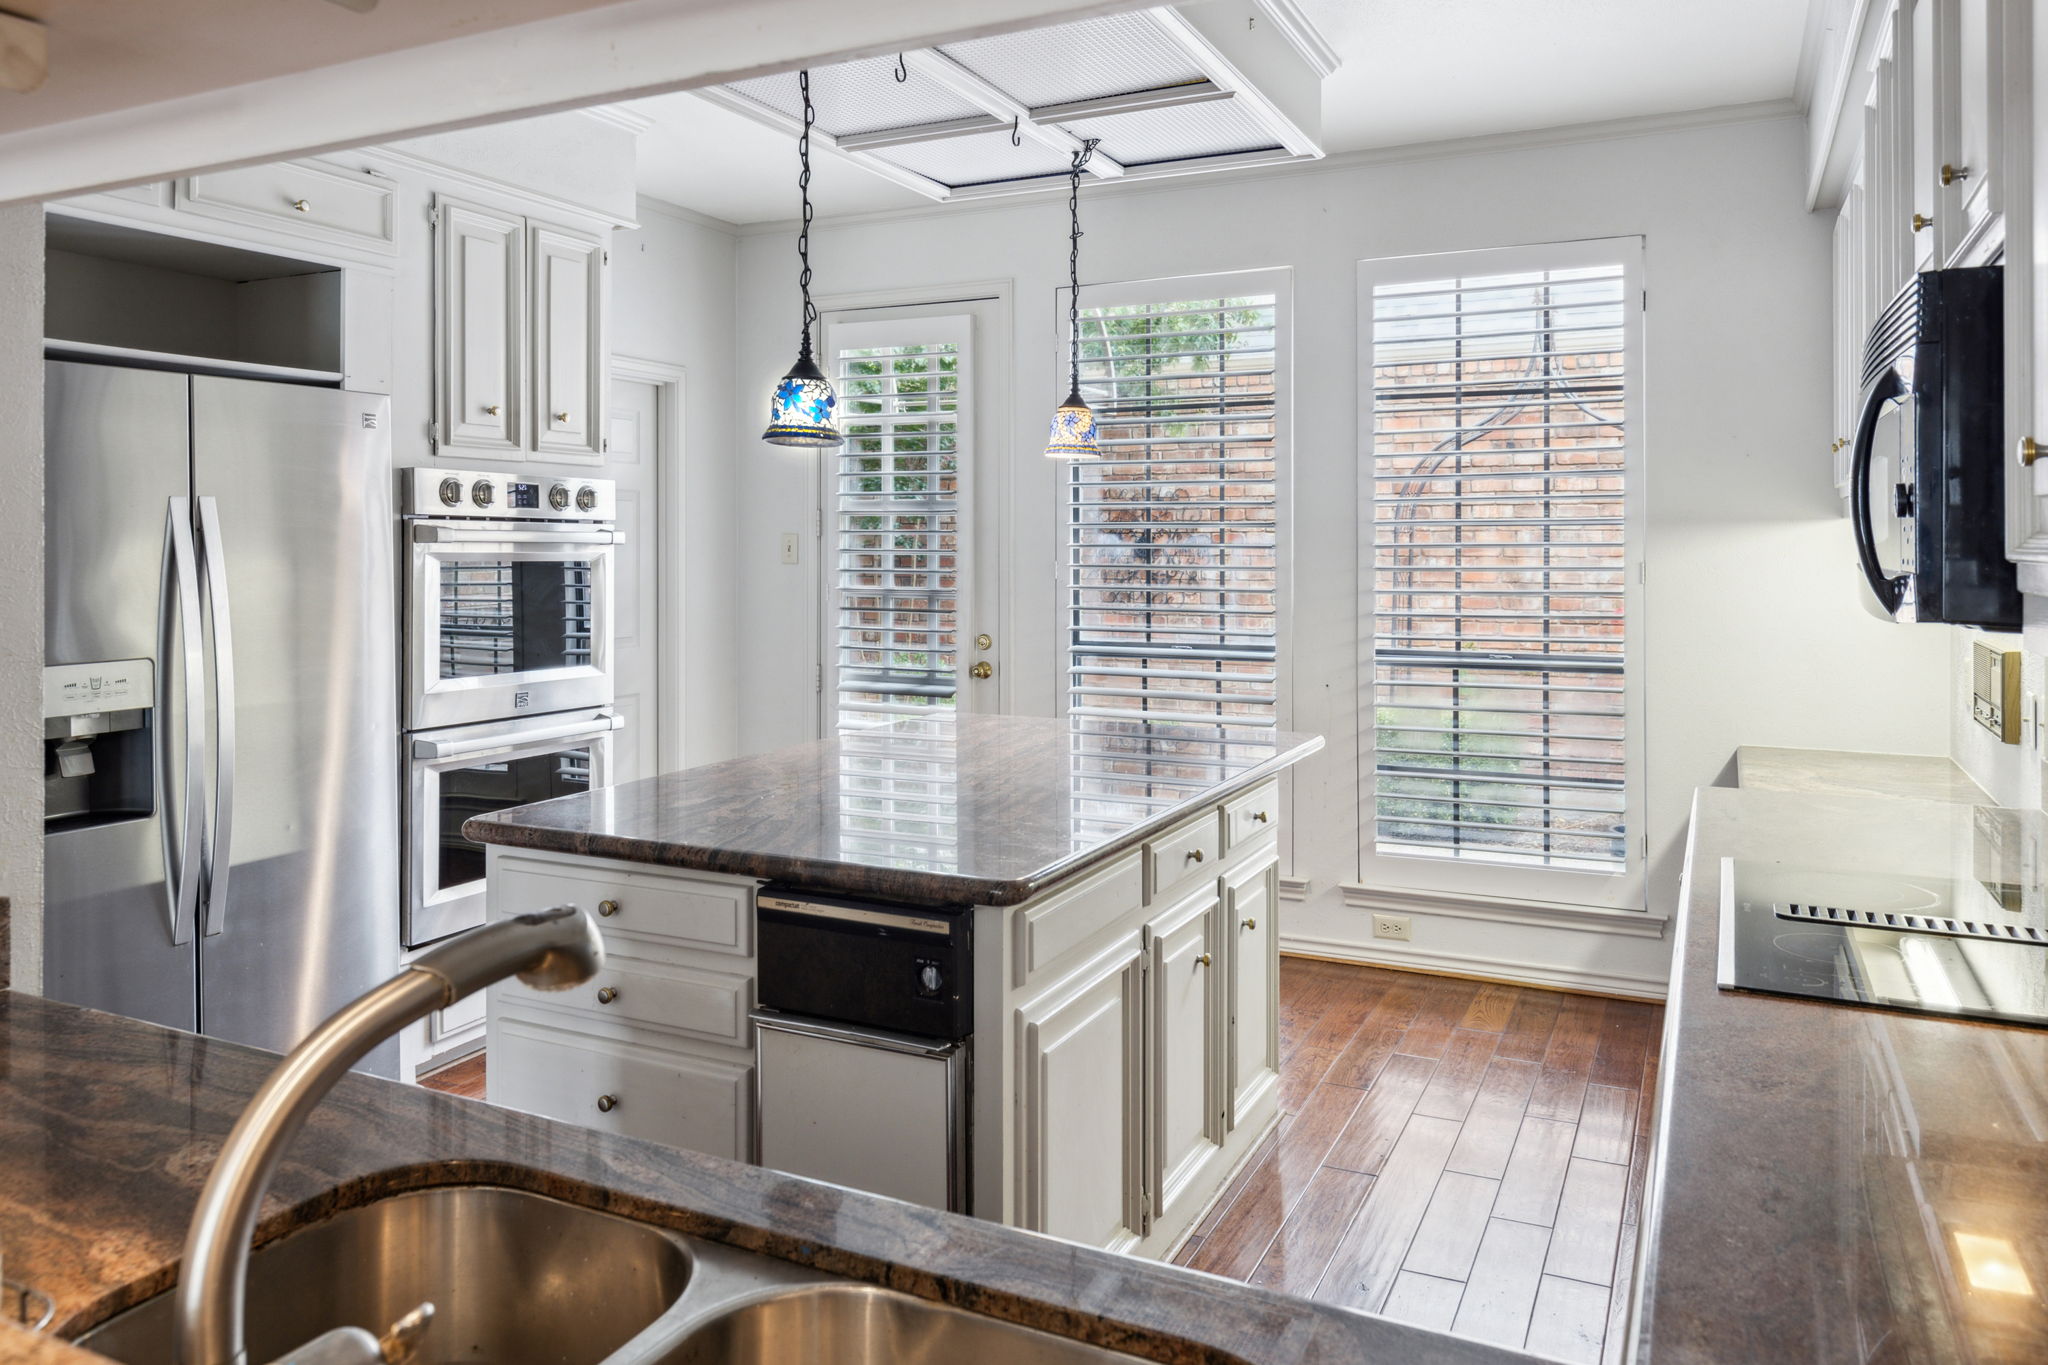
401 467 621 947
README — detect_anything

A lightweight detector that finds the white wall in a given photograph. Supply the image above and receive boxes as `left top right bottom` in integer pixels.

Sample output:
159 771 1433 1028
611 197 742 764
731 112 1953 989
0 203 43 990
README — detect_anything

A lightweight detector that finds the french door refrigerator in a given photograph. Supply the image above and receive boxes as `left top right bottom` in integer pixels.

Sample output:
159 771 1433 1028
44 360 403 1074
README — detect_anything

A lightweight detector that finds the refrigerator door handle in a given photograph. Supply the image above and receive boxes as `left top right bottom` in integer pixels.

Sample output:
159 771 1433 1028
196 496 237 938
159 498 205 947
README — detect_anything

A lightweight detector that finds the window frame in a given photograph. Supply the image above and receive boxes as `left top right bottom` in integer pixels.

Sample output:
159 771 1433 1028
1355 237 1648 910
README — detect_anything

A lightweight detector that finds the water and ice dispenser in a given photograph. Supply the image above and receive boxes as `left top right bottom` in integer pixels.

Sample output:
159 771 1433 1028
43 660 154 825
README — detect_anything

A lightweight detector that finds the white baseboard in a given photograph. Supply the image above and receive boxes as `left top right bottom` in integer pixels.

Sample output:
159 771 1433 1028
1280 931 1669 1000
1340 883 1670 939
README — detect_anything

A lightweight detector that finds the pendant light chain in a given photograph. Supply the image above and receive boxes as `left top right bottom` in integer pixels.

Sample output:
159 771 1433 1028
797 68 819 358
1065 137 1099 396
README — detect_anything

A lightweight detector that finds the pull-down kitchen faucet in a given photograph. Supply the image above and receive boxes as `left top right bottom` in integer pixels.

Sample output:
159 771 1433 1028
174 907 605 1365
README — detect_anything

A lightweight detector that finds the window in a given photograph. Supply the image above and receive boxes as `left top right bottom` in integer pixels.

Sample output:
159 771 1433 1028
826 316 968 730
1363 244 1641 881
1065 285 1281 737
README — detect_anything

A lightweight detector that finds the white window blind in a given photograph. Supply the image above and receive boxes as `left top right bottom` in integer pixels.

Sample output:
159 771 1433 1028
831 332 962 730
1368 262 1632 872
1066 291 1280 742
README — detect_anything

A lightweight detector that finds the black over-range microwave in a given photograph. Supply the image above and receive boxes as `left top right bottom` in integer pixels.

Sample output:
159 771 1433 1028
1850 265 2019 628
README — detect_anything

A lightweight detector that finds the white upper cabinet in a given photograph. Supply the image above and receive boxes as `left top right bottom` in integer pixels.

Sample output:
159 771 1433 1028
434 196 525 453
530 221 608 463
2011 0 2048 563
1950 0 2005 248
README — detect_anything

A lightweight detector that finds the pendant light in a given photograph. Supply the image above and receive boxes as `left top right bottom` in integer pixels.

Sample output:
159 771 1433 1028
763 69 841 448
1044 138 1103 460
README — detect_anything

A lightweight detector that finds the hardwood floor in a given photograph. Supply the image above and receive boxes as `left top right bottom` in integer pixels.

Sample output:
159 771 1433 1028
1176 958 1662 1364
418 1051 486 1100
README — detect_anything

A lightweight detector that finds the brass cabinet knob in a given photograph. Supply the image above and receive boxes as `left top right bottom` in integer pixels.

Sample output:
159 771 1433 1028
1830 438 1847 452
1252 810 1270 824
483 403 502 417
596 1094 618 1113
2022 437 2043 468
598 899 620 917
1186 848 1205 864
1942 163 1970 186
290 199 310 212
554 411 572 423
1195 953 1213 968
596 986 619 1005
1912 212 1935 232
969 661 994 680
1240 917 1257 931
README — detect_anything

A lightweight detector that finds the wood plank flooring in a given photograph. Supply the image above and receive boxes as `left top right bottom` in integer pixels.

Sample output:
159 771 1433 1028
418 1051 486 1100
1177 958 1662 1364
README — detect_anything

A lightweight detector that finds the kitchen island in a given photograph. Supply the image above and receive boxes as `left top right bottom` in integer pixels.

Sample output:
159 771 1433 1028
464 714 1322 1258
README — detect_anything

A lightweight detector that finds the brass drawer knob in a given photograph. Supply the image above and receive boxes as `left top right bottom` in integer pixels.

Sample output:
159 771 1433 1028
1912 212 1935 233
2021 437 2043 468
290 199 310 213
1942 163 1970 186
1186 848 1205 864
1241 917 1257 931
596 986 619 1005
597 899 620 917
596 1094 618 1113
554 410 572 423
1196 953 1212 968
483 403 502 417
1251 810 1270 824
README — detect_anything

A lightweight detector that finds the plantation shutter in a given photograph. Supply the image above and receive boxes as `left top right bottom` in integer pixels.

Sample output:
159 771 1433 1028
1066 292 1280 737
1368 263 1632 871
829 318 967 731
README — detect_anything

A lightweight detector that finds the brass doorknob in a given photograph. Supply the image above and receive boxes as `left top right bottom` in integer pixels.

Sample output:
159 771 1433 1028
1240 917 1257 931
1912 212 1935 232
1196 953 1212 968
596 986 619 1005
1942 163 1970 186
596 1094 618 1113
969 661 993 680
598 899 620 917
2021 437 2043 468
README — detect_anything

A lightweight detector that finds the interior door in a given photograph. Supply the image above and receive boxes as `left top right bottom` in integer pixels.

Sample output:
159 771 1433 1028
819 305 998 732
605 374 660 782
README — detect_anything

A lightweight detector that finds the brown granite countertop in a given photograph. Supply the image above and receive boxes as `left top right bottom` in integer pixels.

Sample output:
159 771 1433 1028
465 715 1324 906
1639 777 2048 1362
0 990 1522 1365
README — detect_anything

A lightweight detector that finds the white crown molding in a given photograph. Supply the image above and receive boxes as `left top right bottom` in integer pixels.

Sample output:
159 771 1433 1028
1339 883 1670 940
1792 0 1837 115
1251 0 1340 79
730 95 1803 235
632 192 742 237
358 143 641 230
581 104 656 136
1281 932 1670 1001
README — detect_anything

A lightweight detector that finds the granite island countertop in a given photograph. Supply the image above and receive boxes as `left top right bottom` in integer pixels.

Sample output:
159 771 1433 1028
1639 753 2048 1362
465 715 1324 906
0 990 1523 1365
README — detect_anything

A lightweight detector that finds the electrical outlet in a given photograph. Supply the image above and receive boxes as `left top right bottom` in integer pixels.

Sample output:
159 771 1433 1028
1371 913 1411 942
779 532 800 566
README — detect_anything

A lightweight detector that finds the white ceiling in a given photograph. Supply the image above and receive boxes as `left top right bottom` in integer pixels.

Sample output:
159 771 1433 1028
626 0 1815 227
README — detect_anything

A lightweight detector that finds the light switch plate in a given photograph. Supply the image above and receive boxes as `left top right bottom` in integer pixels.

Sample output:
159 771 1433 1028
779 532 800 565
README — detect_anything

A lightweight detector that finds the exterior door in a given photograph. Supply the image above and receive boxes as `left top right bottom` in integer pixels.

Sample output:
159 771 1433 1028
605 373 661 781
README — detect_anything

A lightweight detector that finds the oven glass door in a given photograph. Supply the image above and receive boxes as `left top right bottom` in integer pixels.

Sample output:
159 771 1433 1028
405 712 616 947
408 524 615 730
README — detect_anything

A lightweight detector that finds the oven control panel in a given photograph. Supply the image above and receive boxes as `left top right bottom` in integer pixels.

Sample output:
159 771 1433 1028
399 467 615 522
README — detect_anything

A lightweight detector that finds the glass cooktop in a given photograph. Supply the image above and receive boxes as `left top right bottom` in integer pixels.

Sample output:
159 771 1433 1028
1718 860 2048 1028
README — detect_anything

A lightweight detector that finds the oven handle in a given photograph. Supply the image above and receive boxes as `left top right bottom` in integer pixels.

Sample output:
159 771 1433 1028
411 524 620 547
411 713 622 761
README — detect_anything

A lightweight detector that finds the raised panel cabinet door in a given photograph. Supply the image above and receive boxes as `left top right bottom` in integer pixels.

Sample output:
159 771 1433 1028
531 221 607 462
433 196 524 453
2019 0 2048 562
1147 882 1224 1230
1015 932 1145 1251
1951 0 2005 242
1225 849 1280 1127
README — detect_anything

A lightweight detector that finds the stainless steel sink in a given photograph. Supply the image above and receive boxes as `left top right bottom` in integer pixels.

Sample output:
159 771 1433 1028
649 1282 1144 1365
78 1187 693 1365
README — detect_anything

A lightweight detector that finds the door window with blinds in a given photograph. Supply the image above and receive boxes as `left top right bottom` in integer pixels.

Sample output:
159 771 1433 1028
1065 276 1283 748
822 312 974 731
1360 240 1644 901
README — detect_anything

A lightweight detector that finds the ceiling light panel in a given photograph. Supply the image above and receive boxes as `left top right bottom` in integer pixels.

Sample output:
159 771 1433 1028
874 129 1075 188
937 12 1205 109
726 56 984 137
1059 97 1283 166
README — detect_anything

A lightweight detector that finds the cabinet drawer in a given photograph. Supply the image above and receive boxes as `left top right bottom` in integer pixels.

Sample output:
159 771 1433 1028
489 1019 751 1160
1012 850 1144 988
1223 781 1280 850
1145 813 1223 903
499 959 752 1049
494 855 753 956
179 159 398 254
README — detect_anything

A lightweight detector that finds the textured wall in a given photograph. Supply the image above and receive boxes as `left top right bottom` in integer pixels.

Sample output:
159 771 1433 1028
0 202 43 991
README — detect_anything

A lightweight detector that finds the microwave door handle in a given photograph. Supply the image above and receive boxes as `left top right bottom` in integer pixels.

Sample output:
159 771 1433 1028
410 524 619 547
411 714 622 761
1849 369 1908 618
196 496 236 937
158 499 205 946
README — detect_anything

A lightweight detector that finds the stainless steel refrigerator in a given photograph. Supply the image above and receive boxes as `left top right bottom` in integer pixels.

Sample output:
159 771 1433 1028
43 360 402 1074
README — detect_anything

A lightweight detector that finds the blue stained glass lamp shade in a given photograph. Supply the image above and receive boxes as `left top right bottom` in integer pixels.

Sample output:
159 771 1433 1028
1043 388 1101 459
763 351 842 448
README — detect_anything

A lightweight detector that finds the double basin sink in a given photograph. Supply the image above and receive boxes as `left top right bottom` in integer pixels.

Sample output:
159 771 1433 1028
77 1186 1142 1365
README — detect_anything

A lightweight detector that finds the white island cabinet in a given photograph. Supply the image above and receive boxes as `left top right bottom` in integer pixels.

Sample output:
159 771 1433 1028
472 717 1315 1262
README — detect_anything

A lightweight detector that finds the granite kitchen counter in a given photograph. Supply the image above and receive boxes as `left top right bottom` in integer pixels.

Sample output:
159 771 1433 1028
1735 744 1992 804
1641 767 2048 1362
0 990 1522 1365
464 715 1324 906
